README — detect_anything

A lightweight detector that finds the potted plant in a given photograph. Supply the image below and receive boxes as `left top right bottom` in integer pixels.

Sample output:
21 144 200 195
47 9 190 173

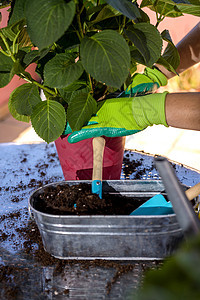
1 0 199 260
0 0 199 180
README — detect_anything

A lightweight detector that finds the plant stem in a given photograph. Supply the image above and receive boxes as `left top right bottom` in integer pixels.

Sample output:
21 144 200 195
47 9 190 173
76 5 84 39
0 47 10 57
88 74 93 93
119 16 126 34
33 80 56 96
20 71 56 96
12 30 21 55
80 2 86 15
0 31 56 97
0 31 16 61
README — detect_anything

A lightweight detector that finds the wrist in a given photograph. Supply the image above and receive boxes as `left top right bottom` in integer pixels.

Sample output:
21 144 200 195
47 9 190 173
132 92 169 129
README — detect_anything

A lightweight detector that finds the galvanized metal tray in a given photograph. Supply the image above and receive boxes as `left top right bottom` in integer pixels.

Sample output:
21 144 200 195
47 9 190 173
29 180 184 261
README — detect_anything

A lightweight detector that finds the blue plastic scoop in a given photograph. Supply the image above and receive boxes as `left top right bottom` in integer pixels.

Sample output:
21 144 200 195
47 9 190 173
92 137 105 199
130 194 174 215
130 180 200 216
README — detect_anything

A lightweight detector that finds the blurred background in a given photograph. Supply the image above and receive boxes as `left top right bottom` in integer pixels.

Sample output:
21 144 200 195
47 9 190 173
0 6 200 171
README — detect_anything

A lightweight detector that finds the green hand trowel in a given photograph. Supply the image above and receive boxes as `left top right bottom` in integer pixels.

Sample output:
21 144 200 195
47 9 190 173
130 194 174 216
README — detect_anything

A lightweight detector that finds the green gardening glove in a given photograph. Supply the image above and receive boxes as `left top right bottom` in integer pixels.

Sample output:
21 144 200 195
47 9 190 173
67 91 169 143
63 66 167 137
119 66 167 97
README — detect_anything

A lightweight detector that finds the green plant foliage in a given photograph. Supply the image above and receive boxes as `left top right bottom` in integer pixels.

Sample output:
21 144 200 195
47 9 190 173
67 89 97 131
0 52 14 87
89 4 121 25
8 0 27 25
0 0 199 142
23 48 50 66
58 80 89 103
2 19 26 42
176 3 200 16
44 53 84 88
104 0 141 20
125 23 162 67
135 234 200 300
161 29 180 70
8 96 30 123
9 83 41 116
140 0 183 18
25 0 76 50
31 100 66 143
80 30 130 88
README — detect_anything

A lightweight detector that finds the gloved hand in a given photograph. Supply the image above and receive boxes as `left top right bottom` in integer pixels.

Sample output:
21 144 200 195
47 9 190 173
67 91 169 143
119 66 167 97
63 66 168 143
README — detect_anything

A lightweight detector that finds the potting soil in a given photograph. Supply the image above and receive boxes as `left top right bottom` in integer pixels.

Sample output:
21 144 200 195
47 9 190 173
33 182 146 215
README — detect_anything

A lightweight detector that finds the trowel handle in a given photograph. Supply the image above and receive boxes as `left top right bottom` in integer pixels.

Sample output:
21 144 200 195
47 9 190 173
186 182 200 200
92 137 105 199
92 137 105 181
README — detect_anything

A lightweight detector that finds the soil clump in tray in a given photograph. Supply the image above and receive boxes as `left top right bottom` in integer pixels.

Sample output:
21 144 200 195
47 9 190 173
33 182 146 215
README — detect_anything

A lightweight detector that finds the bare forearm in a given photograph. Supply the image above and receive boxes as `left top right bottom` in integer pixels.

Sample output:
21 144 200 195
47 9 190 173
157 22 200 79
165 92 200 130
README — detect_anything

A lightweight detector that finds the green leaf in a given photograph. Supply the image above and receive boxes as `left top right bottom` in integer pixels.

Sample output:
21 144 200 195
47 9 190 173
80 30 130 88
104 0 141 20
156 56 177 74
125 23 162 67
67 89 97 131
172 0 196 4
162 43 180 70
25 0 76 50
161 29 173 43
58 81 89 103
176 4 200 16
90 5 121 24
130 47 146 65
8 94 30 123
44 53 84 88
2 17 32 51
17 26 32 48
0 53 14 87
31 100 66 143
59 80 88 93
161 29 180 69
141 0 183 18
9 83 41 116
186 0 200 4
9 60 24 80
23 48 50 66
56 26 80 51
8 0 27 25
2 18 26 42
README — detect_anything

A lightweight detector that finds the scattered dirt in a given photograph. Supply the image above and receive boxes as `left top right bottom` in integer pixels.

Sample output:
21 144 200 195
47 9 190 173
0 148 164 298
0 219 156 298
0 265 28 299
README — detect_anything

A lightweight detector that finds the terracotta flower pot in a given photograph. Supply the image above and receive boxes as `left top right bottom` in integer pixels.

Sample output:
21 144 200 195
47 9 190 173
55 136 126 180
